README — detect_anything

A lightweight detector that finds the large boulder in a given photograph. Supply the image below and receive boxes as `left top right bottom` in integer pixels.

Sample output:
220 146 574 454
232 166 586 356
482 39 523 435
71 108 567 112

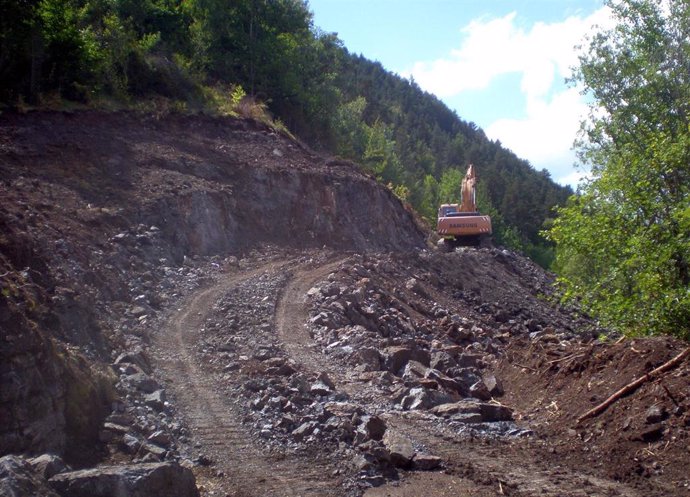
48 462 199 497
430 400 513 423
383 346 430 374
0 455 59 497
400 387 452 410
28 454 69 480
114 349 152 375
429 351 457 372
350 347 382 371
383 432 415 469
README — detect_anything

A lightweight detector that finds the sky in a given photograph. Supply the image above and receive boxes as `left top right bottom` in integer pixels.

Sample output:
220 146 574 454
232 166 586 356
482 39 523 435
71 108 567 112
307 0 613 187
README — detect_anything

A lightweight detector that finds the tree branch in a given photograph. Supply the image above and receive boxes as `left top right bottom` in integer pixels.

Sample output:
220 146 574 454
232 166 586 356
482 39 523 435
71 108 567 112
576 347 690 425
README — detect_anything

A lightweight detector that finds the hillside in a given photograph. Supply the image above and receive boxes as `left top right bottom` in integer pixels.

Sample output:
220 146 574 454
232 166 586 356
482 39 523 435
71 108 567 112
1 0 571 264
1 111 689 497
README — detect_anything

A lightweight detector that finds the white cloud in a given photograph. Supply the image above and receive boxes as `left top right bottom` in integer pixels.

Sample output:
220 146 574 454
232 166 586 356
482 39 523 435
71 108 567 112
406 10 610 98
486 87 586 183
404 7 614 186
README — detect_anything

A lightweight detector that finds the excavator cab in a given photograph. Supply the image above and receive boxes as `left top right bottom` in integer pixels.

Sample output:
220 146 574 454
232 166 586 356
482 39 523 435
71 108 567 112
436 165 492 250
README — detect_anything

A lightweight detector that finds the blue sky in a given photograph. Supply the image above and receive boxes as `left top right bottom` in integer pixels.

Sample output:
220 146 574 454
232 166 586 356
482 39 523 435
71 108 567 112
307 0 611 187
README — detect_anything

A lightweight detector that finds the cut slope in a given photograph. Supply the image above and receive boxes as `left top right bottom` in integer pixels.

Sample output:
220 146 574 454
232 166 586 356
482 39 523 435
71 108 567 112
0 110 425 462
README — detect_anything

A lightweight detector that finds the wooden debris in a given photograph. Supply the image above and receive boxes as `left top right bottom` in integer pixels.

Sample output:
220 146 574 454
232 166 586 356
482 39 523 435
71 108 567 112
576 347 690 425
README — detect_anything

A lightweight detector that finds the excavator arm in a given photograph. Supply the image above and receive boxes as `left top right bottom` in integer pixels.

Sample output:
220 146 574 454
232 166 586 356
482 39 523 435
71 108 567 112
459 164 477 213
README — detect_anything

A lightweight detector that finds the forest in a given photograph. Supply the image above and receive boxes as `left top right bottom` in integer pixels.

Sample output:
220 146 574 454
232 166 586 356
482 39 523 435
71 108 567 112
0 0 572 267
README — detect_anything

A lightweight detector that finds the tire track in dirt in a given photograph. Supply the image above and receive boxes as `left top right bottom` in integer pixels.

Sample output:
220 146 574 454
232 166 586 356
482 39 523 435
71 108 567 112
275 257 351 385
153 261 342 497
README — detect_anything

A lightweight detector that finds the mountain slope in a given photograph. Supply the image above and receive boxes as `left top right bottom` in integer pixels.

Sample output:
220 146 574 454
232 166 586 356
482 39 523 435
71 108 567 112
1 111 688 497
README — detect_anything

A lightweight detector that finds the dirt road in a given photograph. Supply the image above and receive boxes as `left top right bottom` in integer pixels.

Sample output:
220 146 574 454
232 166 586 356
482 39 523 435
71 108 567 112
150 252 680 497
153 258 343 497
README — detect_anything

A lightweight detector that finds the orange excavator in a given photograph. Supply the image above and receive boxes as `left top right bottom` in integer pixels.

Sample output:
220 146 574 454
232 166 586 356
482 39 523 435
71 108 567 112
436 164 492 250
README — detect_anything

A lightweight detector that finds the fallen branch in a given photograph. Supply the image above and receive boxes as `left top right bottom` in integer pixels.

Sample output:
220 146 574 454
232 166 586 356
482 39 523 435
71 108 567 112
576 347 690 425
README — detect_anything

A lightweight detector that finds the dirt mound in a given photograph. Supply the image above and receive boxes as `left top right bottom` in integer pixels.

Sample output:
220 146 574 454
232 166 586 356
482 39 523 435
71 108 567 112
498 335 690 490
1 111 689 497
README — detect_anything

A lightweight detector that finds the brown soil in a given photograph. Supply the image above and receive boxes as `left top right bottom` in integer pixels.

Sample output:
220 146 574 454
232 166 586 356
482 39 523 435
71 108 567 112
1 111 689 497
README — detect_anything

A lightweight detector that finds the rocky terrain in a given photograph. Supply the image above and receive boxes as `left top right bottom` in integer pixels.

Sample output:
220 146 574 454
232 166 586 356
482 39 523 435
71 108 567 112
1 111 689 497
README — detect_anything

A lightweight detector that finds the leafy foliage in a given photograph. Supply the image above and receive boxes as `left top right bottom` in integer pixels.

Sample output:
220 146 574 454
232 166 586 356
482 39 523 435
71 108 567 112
0 0 572 265
547 0 690 338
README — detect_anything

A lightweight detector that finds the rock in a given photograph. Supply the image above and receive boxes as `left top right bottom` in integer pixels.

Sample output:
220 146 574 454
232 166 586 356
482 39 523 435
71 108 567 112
455 354 483 368
292 421 318 440
144 390 167 410
494 309 510 323
310 381 332 397
114 349 152 374
316 372 336 389
28 454 68 480
142 442 167 459
253 347 275 361
0 455 59 497
400 360 428 381
306 286 322 299
384 346 430 374
48 462 199 497
400 387 452 410
413 454 443 471
447 366 480 383
264 357 297 376
430 351 457 372
127 373 162 394
430 400 513 423
148 430 172 448
405 278 428 298
122 433 142 453
360 474 386 487
383 432 415 468
526 319 540 332
106 411 133 425
645 405 666 424
478 403 513 422
351 348 382 371
310 312 336 328
633 423 664 442
130 306 147 317
424 369 466 395
324 402 363 419
358 440 390 463
482 373 504 397
102 422 129 434
431 401 481 418
469 380 492 401
361 415 387 441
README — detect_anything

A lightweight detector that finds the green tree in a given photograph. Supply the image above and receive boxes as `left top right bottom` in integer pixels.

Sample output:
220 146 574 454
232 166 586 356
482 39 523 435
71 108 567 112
332 96 368 160
362 119 403 184
418 174 439 222
0 0 37 102
547 0 690 337
437 168 462 204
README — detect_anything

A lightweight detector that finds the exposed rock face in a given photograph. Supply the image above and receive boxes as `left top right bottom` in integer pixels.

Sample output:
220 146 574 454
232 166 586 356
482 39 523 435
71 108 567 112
48 462 199 497
0 455 60 497
0 111 427 464
0 305 113 464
